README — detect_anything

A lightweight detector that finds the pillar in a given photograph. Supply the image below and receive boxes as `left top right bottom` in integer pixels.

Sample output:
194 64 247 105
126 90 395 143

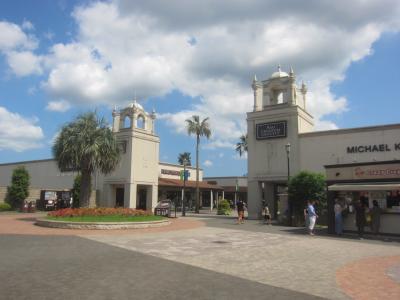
247 180 263 219
146 184 158 211
210 190 214 211
124 183 137 208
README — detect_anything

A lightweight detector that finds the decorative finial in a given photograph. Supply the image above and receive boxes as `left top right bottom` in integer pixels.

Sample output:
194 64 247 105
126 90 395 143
301 81 307 93
289 66 294 76
113 105 117 111
278 64 281 72
253 74 257 82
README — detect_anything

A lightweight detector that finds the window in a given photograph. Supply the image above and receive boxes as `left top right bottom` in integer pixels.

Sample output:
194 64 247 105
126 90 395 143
137 115 145 129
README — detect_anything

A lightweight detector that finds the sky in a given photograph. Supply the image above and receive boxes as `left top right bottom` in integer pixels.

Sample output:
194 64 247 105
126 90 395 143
0 0 399 177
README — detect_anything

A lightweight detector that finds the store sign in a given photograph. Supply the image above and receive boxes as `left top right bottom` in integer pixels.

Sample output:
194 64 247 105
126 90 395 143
347 143 400 154
256 121 287 140
161 169 181 176
354 165 400 179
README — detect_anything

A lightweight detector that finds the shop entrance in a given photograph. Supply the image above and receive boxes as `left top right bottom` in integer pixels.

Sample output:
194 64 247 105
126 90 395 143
115 187 124 207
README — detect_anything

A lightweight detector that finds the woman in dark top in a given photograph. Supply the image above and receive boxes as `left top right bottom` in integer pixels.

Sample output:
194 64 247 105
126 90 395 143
355 200 366 239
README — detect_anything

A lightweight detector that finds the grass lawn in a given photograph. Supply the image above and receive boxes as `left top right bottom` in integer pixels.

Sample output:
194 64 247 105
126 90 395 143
46 215 166 223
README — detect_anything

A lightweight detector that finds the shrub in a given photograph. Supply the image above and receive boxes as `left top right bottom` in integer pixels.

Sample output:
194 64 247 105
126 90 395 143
288 171 326 219
0 202 12 211
217 199 231 215
7 166 30 209
48 207 154 218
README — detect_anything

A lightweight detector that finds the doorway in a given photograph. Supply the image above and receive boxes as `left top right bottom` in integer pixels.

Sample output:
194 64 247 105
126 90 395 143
116 188 124 207
138 188 147 210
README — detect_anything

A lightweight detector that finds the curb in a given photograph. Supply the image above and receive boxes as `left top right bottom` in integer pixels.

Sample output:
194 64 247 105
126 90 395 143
35 218 171 230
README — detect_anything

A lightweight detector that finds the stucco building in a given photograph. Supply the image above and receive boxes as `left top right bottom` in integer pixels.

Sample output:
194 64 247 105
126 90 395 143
0 102 221 210
247 66 400 234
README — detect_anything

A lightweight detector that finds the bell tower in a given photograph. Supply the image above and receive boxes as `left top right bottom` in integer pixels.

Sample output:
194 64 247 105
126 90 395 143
247 66 314 219
102 100 159 210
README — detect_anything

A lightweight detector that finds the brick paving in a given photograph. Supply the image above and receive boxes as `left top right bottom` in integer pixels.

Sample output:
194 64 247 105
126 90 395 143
336 256 400 300
1 212 399 299
0 212 204 236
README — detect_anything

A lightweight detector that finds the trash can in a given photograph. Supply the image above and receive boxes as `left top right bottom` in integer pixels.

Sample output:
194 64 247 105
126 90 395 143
154 200 172 217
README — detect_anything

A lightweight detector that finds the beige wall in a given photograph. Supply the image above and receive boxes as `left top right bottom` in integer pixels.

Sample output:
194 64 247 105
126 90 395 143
159 162 202 181
0 159 76 190
299 125 400 173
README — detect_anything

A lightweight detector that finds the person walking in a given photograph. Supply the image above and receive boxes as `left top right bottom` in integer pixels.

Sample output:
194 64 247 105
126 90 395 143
237 199 245 224
334 199 343 235
263 203 272 225
307 200 318 235
355 199 366 239
370 200 381 235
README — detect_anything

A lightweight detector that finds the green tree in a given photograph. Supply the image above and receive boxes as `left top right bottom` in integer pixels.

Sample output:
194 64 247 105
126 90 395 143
53 112 120 207
235 134 248 157
185 115 211 213
178 152 192 166
288 171 326 219
7 166 30 208
72 174 81 208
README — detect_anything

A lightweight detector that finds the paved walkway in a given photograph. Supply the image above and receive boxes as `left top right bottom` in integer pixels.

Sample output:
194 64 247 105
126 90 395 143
1 212 399 299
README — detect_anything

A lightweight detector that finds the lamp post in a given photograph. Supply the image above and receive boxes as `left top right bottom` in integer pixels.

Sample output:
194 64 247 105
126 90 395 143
285 143 291 226
182 159 188 217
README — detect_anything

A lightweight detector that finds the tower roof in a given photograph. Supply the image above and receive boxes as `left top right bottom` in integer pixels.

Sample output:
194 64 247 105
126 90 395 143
270 65 289 79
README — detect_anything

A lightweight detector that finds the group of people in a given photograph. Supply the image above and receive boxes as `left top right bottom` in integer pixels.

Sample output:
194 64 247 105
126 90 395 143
334 198 381 238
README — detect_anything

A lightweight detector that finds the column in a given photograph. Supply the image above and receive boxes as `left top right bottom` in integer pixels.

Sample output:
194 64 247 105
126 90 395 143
147 184 158 211
247 180 263 219
124 183 137 208
222 190 225 200
210 190 214 211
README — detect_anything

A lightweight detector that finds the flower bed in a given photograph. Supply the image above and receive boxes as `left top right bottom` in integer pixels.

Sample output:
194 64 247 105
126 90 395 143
37 207 170 229
48 207 153 218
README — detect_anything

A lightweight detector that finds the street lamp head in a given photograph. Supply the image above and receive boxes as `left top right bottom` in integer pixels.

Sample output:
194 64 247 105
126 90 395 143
182 158 188 166
285 143 291 154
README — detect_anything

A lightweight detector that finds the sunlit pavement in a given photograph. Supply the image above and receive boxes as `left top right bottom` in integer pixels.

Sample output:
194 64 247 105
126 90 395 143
1 212 399 299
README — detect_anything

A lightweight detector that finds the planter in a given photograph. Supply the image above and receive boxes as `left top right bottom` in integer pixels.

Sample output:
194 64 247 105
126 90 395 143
35 218 171 230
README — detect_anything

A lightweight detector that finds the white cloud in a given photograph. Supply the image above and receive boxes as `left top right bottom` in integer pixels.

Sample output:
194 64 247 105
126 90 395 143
2 1 400 146
21 20 34 31
203 159 213 167
0 21 37 51
45 100 71 112
0 106 44 152
6 51 42 76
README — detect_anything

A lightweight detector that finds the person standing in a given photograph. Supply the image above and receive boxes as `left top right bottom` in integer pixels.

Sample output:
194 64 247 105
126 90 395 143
307 200 318 235
355 199 366 239
237 199 245 224
334 199 343 235
370 200 381 235
263 203 272 225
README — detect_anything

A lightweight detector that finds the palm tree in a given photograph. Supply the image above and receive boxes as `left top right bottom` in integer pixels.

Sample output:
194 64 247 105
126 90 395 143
185 115 211 213
53 112 120 207
178 152 192 166
236 134 248 157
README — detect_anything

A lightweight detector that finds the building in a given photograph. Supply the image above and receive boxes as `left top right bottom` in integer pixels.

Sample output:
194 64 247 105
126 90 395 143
247 66 400 234
204 176 247 205
0 102 221 210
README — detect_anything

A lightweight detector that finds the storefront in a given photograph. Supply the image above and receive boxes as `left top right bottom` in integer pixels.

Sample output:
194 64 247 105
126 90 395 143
326 161 400 235
247 66 400 221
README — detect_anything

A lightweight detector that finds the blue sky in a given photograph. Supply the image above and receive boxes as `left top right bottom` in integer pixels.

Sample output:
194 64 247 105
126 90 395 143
0 0 399 177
